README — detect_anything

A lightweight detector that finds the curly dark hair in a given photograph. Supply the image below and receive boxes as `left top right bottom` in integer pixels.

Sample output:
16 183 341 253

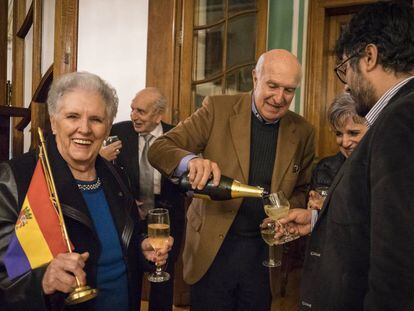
335 0 414 74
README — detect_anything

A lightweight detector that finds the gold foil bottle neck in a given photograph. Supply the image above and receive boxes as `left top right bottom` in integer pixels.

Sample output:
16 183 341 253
230 180 265 198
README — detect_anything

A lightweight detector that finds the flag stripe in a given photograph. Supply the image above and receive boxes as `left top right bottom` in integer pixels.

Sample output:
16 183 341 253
3 233 31 279
4 160 69 280
26 162 68 256
16 197 54 268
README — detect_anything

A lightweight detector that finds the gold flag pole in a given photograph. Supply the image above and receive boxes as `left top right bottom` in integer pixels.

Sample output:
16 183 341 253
37 128 98 305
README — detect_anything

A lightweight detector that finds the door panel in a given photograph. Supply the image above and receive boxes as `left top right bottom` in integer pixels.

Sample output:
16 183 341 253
304 0 377 160
182 0 267 117
320 13 351 158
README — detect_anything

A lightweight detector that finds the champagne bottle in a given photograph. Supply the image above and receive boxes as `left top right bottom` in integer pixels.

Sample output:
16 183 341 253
176 173 267 201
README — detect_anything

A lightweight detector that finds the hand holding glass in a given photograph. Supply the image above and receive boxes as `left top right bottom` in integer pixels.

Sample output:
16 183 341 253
147 208 170 282
264 191 300 245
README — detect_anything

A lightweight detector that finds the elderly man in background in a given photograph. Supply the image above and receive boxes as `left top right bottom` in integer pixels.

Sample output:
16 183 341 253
148 49 315 310
100 87 184 311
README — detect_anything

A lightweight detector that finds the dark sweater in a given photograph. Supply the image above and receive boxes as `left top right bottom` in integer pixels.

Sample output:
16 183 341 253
229 113 279 236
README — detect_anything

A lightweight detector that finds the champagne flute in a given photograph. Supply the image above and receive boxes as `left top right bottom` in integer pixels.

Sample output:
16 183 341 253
264 191 300 245
260 219 281 267
147 208 170 282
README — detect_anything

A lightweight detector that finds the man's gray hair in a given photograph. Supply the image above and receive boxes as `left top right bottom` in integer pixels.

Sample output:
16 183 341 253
145 87 167 114
327 92 365 130
47 71 118 123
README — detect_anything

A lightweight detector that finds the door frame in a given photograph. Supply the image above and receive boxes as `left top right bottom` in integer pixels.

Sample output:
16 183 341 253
304 0 376 159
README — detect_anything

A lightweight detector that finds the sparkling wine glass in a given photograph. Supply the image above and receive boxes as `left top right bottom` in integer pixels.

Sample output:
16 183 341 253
263 191 300 245
260 219 281 267
147 208 170 282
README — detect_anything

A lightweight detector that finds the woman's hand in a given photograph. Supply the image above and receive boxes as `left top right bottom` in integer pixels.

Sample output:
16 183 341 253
307 190 324 210
42 252 89 295
141 237 174 266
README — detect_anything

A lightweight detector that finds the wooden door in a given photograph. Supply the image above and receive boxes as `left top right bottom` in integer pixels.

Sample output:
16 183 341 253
0 0 9 161
2 0 78 159
304 0 377 160
146 1 269 306
146 0 268 124
178 0 268 121
9 0 48 155
319 13 352 158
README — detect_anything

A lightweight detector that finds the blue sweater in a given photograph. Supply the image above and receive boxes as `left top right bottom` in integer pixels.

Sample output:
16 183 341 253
78 180 128 311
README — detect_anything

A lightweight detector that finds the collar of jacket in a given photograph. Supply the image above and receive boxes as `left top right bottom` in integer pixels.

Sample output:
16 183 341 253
229 92 299 188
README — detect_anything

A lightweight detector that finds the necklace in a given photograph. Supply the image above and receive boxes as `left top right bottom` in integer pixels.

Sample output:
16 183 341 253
77 177 102 191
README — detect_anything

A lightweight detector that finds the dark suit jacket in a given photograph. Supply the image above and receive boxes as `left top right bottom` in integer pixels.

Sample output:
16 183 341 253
148 92 315 286
300 79 414 311
110 121 185 262
0 136 144 311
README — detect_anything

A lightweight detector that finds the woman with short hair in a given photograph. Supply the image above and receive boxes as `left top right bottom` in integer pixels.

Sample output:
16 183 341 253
0 71 172 310
308 92 368 210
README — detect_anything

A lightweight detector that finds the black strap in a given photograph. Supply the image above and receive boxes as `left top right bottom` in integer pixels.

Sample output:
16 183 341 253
103 160 136 250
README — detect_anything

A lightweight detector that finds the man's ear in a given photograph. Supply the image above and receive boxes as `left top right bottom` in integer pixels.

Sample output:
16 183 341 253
363 44 379 72
155 113 163 124
252 69 258 89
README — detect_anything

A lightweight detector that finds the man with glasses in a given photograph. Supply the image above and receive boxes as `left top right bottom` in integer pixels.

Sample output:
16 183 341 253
277 1 414 310
334 51 361 85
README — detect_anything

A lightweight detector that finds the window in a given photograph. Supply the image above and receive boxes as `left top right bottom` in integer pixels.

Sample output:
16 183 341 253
180 0 267 114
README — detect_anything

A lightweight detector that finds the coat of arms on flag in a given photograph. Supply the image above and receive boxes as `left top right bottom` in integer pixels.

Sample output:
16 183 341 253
3 160 69 279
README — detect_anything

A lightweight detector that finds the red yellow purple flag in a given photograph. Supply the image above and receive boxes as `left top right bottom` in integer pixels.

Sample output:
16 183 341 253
4 160 69 279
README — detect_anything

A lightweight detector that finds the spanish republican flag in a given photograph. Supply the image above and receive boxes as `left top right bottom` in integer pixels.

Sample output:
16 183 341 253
4 160 68 279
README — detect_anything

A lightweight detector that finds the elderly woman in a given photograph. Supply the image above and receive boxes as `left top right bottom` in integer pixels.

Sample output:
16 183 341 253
0 72 172 310
308 93 368 210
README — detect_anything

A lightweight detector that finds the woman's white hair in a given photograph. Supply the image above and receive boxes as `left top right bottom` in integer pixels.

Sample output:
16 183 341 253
47 71 118 123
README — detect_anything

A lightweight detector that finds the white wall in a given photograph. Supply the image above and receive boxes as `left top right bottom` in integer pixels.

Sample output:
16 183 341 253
77 0 148 123
41 0 55 76
21 0 55 153
23 27 33 152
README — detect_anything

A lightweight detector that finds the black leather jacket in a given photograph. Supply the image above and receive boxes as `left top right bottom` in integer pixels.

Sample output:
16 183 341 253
0 136 146 311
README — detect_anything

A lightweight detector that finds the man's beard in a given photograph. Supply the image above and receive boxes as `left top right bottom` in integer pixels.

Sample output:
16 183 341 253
348 72 377 117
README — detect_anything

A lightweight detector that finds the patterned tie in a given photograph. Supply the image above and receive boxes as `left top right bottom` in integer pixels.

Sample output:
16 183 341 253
139 134 154 217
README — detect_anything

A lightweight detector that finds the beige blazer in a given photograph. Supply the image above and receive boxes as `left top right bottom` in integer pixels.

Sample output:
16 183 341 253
148 92 315 287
